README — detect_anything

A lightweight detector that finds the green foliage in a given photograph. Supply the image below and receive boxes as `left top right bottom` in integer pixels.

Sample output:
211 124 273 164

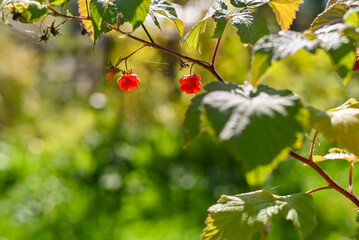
251 31 318 86
230 0 270 9
185 0 229 51
149 0 184 39
316 99 359 157
201 190 316 240
230 9 269 45
116 0 151 30
0 0 46 23
183 81 306 171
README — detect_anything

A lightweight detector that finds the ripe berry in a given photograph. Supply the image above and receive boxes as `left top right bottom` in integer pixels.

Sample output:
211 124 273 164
353 56 359 71
106 66 120 81
117 70 140 91
179 74 202 94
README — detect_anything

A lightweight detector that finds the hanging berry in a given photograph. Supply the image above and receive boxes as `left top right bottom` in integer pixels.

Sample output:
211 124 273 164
106 65 120 81
179 74 202 94
353 56 359 71
117 70 140 91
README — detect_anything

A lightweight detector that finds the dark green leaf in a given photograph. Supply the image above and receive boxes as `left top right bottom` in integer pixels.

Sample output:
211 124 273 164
230 9 269 45
202 83 305 171
25 3 46 22
185 0 229 51
230 0 270 8
251 31 318 85
149 0 184 39
90 0 108 31
116 0 151 30
201 190 316 240
317 31 356 83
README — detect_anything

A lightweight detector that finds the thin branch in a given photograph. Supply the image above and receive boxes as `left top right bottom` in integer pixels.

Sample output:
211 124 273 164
142 24 155 44
350 160 355 195
289 150 359 207
43 8 225 82
309 129 319 161
85 0 90 18
115 45 149 67
306 186 331 194
212 36 223 66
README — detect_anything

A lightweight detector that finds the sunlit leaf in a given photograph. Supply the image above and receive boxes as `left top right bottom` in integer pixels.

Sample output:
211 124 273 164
185 0 229 51
312 148 358 163
201 190 316 240
78 0 94 41
317 31 356 83
116 0 151 30
183 81 307 171
149 0 184 39
317 99 359 157
268 0 303 30
230 0 270 8
230 9 269 45
251 31 318 86
0 0 46 23
344 7 359 27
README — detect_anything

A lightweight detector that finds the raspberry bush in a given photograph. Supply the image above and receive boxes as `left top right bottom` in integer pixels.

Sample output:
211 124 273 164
1 0 359 239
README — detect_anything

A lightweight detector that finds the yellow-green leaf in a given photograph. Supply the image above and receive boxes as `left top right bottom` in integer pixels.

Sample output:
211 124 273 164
78 0 94 42
268 0 303 30
317 98 359 156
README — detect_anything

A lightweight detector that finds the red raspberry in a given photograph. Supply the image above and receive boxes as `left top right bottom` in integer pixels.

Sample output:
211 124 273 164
179 74 202 94
353 56 359 71
106 66 120 81
117 71 140 91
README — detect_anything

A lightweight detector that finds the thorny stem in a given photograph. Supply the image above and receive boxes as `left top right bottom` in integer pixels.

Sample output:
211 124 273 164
309 129 319 161
45 7 225 82
350 161 354 195
306 186 331 194
289 151 359 207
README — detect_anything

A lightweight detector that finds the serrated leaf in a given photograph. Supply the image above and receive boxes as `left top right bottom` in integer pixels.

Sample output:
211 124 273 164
317 31 356 83
230 9 269 45
89 0 111 45
312 148 358 163
185 0 229 51
311 3 350 31
78 0 94 41
149 0 184 39
317 99 359 157
251 31 318 86
268 0 303 30
201 190 316 240
230 0 270 8
116 0 151 30
201 82 305 171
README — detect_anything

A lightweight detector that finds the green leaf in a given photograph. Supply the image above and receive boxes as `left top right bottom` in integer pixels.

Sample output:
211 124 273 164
311 3 350 31
0 0 47 23
251 31 318 86
183 94 206 146
116 0 151 30
149 0 184 39
185 0 229 51
230 9 269 45
49 0 65 6
201 190 317 240
344 7 359 27
183 82 306 171
230 0 270 8
317 31 356 83
268 0 303 30
317 98 359 157
90 0 108 31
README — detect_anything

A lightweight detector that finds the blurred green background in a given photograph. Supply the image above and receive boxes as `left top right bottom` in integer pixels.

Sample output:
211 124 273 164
1 0 359 239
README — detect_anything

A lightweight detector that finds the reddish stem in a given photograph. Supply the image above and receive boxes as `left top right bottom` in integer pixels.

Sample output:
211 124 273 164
309 129 319 161
306 186 331 194
212 36 223 66
350 160 354 195
289 151 359 207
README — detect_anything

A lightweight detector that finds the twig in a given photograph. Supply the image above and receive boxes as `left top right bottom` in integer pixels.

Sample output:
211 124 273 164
306 186 331 194
212 36 223 66
309 129 319 161
289 150 359 207
85 0 90 18
350 160 355 195
142 24 155 44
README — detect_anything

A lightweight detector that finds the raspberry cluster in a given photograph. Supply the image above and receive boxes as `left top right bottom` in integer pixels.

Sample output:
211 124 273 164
179 74 202 94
